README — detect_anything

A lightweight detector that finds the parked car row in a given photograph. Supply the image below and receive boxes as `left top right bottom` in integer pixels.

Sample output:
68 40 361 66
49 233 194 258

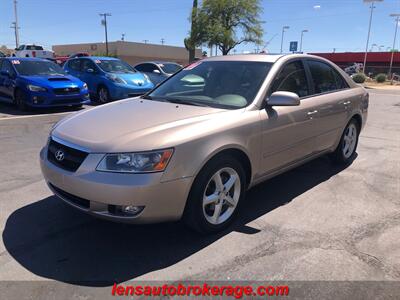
0 55 183 110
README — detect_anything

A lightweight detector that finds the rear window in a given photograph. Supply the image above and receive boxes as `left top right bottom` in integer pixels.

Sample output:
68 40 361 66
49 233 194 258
307 60 348 94
26 45 44 51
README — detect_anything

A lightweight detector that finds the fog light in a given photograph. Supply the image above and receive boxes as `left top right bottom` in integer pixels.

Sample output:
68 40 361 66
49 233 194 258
33 96 38 104
108 205 144 216
122 205 143 214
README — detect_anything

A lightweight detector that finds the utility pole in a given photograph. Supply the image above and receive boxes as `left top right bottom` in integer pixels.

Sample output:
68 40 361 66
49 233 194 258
280 26 290 54
13 0 20 48
143 40 149 44
161 38 165 45
300 29 308 52
388 13 400 79
362 0 383 74
99 13 111 55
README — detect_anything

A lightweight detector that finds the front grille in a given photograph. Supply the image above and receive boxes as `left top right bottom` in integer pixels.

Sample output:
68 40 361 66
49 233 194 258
53 87 80 95
50 183 90 209
47 138 88 172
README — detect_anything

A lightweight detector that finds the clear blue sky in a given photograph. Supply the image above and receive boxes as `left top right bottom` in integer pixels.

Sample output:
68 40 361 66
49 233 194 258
0 0 399 54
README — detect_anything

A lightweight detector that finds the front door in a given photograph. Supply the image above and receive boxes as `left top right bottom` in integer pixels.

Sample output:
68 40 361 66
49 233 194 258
260 60 318 174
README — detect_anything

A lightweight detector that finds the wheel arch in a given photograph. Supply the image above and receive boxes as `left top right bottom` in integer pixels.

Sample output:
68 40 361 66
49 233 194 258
192 145 253 189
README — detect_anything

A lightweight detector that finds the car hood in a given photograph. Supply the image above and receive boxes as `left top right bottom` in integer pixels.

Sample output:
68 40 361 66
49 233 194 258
52 98 230 152
112 72 153 87
21 75 83 89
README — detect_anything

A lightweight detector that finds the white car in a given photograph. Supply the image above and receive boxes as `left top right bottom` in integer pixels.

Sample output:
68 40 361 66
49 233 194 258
13 44 54 59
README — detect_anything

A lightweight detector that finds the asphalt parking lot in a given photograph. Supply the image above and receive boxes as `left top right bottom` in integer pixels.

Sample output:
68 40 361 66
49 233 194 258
0 89 399 297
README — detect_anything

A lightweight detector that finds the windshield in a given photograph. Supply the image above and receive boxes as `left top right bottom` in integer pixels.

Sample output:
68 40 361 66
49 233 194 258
96 59 136 73
13 60 66 76
159 63 182 74
148 61 272 109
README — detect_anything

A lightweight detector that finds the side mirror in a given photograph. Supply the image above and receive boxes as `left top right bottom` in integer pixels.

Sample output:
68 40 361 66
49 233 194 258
86 68 94 73
153 69 161 74
267 91 300 106
0 70 10 77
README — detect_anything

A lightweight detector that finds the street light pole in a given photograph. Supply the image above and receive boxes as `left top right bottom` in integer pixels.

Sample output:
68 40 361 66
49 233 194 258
362 0 383 74
280 26 290 54
300 29 308 52
13 0 20 48
388 13 400 78
99 13 111 56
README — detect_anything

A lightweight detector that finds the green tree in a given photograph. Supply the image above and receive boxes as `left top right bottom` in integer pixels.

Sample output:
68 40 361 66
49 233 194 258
199 0 263 55
185 0 203 62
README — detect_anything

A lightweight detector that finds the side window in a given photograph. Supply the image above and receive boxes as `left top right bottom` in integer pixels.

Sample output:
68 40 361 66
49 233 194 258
1 61 16 76
68 59 81 71
307 60 347 94
81 59 96 72
270 61 310 97
139 63 157 73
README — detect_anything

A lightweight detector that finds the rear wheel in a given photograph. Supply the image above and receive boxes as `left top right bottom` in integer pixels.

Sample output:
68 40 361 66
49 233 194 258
331 119 359 164
183 155 246 234
14 89 28 111
97 86 110 103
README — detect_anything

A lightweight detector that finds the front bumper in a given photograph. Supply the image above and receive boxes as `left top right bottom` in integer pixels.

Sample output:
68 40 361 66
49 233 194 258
40 146 192 223
26 90 90 107
108 83 152 100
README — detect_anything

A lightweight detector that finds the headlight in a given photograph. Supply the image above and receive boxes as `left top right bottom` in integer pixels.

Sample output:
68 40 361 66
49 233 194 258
27 84 47 92
96 149 173 173
82 83 88 90
106 73 127 84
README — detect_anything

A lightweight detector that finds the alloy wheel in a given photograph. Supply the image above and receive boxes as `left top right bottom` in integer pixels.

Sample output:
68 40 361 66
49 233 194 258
342 123 357 159
202 167 241 225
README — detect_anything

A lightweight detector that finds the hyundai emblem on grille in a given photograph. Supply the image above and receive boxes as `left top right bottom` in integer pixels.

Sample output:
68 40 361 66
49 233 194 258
55 150 65 161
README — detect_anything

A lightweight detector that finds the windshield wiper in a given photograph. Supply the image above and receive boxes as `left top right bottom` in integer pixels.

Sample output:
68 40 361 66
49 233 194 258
162 98 210 107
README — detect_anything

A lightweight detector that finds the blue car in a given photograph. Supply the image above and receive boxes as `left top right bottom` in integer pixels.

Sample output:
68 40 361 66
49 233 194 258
63 56 154 103
0 57 90 110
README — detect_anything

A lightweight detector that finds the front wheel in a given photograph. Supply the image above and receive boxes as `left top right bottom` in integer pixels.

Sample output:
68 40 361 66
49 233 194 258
183 156 246 234
331 119 359 164
97 86 110 103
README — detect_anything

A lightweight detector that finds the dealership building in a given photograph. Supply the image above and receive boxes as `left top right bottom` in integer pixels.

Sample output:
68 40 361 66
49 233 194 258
312 51 400 75
52 41 202 66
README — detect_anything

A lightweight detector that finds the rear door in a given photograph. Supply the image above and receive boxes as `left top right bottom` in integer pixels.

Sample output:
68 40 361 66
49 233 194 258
305 59 354 152
260 60 319 173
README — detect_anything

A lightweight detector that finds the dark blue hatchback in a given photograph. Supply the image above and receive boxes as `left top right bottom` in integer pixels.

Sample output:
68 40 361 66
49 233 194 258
0 57 90 110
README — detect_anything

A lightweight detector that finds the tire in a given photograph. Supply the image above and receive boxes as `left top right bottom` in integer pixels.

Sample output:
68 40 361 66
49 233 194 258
97 86 110 103
331 119 359 164
14 89 28 111
183 155 246 234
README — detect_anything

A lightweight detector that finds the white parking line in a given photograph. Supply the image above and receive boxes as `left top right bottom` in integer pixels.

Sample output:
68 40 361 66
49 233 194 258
0 111 73 121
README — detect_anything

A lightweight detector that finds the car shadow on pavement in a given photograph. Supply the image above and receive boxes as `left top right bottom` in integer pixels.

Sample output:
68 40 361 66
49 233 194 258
2 155 354 286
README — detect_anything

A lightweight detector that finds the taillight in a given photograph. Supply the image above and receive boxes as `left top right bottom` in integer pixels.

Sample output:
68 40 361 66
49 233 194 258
32 51 36 57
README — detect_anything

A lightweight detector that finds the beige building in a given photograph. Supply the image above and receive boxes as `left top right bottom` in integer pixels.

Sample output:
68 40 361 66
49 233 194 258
52 41 202 66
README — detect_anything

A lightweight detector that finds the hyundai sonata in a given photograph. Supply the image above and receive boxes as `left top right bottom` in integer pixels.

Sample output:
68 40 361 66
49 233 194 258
40 54 368 233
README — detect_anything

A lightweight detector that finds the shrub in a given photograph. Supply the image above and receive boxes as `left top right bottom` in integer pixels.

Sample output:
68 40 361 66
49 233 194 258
352 73 366 84
375 73 387 83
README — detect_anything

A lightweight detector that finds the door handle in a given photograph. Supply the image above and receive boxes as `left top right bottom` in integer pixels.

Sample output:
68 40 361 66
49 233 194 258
307 110 318 116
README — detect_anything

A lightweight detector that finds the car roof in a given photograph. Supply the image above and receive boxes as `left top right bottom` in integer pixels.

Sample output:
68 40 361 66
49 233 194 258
86 56 119 61
201 53 330 63
137 61 180 65
2 57 49 62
